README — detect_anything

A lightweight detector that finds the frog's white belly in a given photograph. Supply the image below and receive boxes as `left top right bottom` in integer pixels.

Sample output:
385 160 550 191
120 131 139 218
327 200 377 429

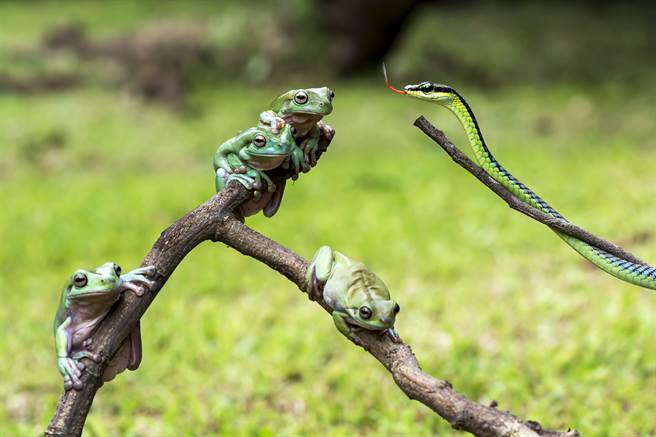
71 314 108 348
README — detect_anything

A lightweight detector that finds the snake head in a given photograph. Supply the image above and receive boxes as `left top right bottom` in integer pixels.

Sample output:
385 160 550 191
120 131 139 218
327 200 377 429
382 64 454 105
403 82 456 104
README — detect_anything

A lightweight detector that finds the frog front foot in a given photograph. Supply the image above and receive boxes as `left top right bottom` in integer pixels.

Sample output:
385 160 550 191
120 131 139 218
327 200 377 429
332 312 366 347
120 265 157 297
290 146 307 176
58 355 86 390
227 169 276 201
59 350 103 390
385 328 401 344
301 138 320 169
270 116 286 134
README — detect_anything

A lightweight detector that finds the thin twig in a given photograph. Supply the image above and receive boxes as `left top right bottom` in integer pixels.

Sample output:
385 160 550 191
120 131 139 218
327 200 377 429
414 115 646 265
45 131 578 437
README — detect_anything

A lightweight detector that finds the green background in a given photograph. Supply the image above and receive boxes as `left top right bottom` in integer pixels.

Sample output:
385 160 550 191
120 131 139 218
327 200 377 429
1 1 656 435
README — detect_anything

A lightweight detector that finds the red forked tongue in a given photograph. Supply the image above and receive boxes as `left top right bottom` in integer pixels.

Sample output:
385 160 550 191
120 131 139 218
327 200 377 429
382 63 407 95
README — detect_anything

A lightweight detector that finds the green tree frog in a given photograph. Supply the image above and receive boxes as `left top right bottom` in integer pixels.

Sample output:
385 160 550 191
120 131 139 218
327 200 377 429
214 124 299 217
260 87 335 170
53 262 155 390
306 246 401 344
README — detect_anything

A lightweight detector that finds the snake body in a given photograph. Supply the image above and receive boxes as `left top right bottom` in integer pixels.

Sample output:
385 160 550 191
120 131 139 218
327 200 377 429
386 76 656 290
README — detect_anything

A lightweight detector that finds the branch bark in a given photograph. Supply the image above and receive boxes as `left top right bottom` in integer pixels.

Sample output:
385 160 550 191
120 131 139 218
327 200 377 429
46 133 578 437
414 115 646 265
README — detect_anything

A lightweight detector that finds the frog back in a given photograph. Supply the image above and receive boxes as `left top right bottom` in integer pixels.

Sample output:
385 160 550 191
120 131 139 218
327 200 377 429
345 262 391 302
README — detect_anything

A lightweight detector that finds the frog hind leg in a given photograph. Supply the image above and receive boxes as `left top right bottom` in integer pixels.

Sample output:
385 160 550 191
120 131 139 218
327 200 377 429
102 322 141 381
312 246 334 284
127 321 142 371
263 179 286 217
102 340 128 382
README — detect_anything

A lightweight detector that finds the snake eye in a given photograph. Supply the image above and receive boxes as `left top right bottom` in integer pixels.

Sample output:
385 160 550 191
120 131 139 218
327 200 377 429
113 264 122 277
253 134 266 147
394 303 400 314
294 91 308 104
73 273 88 288
329 89 335 100
359 306 372 320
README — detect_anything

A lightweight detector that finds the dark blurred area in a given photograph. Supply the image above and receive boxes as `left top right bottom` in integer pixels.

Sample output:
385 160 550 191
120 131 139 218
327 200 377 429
2 0 656 106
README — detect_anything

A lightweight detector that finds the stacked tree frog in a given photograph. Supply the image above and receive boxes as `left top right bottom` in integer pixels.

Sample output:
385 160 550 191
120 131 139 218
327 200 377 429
213 88 401 342
213 87 335 217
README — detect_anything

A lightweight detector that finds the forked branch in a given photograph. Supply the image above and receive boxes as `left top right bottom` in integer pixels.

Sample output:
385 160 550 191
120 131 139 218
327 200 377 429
414 116 646 265
46 131 577 437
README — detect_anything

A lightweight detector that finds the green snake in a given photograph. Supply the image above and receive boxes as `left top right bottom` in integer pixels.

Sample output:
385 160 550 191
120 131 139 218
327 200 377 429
384 67 656 290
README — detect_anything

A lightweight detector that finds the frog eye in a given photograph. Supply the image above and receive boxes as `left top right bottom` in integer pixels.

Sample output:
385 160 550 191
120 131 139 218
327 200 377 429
294 91 308 105
394 303 400 314
359 306 372 319
113 264 122 277
253 135 266 147
73 273 88 288
329 89 335 100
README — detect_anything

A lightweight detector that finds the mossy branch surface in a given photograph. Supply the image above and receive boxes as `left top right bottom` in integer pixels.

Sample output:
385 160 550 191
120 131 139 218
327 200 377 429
46 132 577 437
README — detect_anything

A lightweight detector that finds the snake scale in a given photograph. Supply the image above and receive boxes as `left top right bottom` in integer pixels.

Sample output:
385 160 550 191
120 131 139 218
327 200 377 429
384 67 656 290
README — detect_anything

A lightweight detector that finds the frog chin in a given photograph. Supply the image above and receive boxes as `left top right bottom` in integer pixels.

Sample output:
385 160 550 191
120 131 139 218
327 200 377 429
68 288 120 302
346 313 388 331
246 154 288 171
282 113 324 136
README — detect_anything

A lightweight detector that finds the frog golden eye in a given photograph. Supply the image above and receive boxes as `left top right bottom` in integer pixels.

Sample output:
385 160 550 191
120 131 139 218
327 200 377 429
253 135 266 147
394 303 400 314
294 91 308 104
114 264 122 277
359 306 372 319
73 273 88 288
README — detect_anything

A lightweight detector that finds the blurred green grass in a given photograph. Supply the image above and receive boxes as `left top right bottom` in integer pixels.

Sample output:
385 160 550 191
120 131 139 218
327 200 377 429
3 2 656 436
4 83 656 436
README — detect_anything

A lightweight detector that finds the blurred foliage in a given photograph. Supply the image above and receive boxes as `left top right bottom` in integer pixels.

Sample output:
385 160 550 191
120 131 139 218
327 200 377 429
2 1 656 435
388 2 656 88
2 1 656 106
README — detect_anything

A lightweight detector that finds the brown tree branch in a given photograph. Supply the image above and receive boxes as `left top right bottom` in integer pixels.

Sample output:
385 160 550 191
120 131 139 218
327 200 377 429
46 133 578 437
414 115 647 265
214 215 579 437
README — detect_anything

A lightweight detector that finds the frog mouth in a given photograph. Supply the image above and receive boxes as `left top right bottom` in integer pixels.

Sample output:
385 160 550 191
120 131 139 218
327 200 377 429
286 113 324 125
69 289 118 299
345 315 388 331
247 154 287 171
